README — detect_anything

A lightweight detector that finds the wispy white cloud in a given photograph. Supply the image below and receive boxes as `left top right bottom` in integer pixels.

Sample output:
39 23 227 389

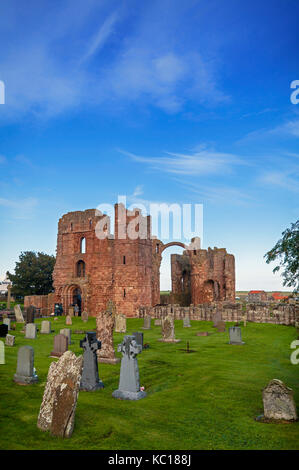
0 196 38 219
258 169 299 193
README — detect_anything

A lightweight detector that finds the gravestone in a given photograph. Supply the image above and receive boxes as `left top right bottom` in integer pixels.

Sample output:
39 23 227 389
68 307 74 317
213 311 222 327
26 305 36 324
242 314 247 327
132 331 144 350
80 332 104 391
60 328 72 345
0 341 4 364
81 311 88 323
41 321 51 334
37 351 83 438
154 319 162 326
229 326 245 345
112 335 146 401
261 379 298 422
14 346 38 384
14 304 24 323
5 334 15 346
115 314 127 333
96 300 120 364
3 318 11 330
183 316 191 328
65 315 72 326
25 323 37 339
196 332 210 337
141 314 151 330
0 324 8 338
50 334 68 358
158 315 181 343
216 321 226 332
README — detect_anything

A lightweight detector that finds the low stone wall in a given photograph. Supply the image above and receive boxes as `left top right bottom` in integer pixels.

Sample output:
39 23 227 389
24 293 55 316
139 302 298 326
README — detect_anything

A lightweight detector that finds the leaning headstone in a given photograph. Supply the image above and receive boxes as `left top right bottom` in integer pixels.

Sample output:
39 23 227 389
141 314 151 330
37 351 83 438
60 328 72 345
132 331 144 350
112 335 146 400
14 304 24 323
3 318 11 330
14 346 38 384
5 334 15 346
65 315 72 326
80 332 104 391
25 323 37 339
183 316 191 328
81 311 88 323
229 326 245 345
216 321 226 332
212 311 222 327
0 324 8 338
96 300 120 364
154 319 162 326
41 321 51 334
115 314 127 333
260 379 298 422
0 341 4 364
158 315 181 343
50 334 68 358
26 305 36 324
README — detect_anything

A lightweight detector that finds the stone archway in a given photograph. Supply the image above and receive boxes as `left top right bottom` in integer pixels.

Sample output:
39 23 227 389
61 283 86 316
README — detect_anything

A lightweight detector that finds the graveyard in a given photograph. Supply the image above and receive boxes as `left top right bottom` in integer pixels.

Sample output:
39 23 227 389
0 315 298 450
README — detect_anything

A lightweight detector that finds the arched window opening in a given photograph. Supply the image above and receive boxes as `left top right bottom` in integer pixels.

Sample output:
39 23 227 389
70 223 73 231
80 237 86 254
156 244 159 253
89 219 92 229
77 260 85 277
123 255 126 265
123 289 126 298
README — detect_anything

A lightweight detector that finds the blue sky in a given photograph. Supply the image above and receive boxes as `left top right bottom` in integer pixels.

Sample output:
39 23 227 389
0 0 298 290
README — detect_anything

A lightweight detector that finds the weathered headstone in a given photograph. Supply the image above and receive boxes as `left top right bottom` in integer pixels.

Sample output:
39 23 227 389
132 331 144 350
0 340 4 364
68 307 74 317
26 305 36 324
14 346 38 384
5 334 15 346
81 311 88 323
216 321 226 332
80 332 104 391
65 315 72 326
154 319 162 326
37 351 83 438
196 332 210 337
115 313 127 333
25 323 37 339
183 316 191 328
112 335 146 401
60 328 72 345
14 304 24 323
96 300 120 364
229 326 245 345
0 324 8 338
41 321 51 334
3 318 11 330
50 334 68 358
141 314 151 330
213 311 222 327
260 379 298 422
158 315 181 343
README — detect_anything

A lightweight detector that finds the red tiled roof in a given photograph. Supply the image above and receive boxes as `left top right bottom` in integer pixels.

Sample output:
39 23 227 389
249 290 265 294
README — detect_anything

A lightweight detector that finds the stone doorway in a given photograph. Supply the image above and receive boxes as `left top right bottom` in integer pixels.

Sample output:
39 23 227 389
73 287 82 316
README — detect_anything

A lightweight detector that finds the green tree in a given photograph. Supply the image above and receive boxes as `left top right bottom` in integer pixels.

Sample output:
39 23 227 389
264 220 299 292
7 251 56 298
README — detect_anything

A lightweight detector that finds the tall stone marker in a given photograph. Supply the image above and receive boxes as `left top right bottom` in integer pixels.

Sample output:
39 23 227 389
50 334 68 358
0 340 4 364
96 300 120 364
25 323 37 339
183 316 191 328
132 331 144 350
3 318 11 330
141 314 151 330
213 311 222 327
261 379 298 422
112 335 146 401
81 311 88 323
37 351 83 438
14 304 24 323
26 305 36 324
158 315 181 343
41 321 51 334
80 332 104 391
229 326 245 345
14 346 38 384
115 313 127 333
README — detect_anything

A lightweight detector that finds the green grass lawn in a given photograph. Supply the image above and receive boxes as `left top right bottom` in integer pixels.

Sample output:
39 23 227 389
0 317 298 450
